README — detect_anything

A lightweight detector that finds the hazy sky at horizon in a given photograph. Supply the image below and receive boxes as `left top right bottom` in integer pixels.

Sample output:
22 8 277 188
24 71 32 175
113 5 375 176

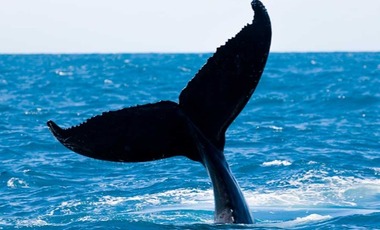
0 0 379 53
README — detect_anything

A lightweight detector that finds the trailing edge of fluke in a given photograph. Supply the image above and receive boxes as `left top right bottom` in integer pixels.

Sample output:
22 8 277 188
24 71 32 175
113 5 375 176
47 0 271 224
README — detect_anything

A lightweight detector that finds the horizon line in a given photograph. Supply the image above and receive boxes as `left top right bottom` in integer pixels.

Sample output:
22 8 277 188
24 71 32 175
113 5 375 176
0 50 379 55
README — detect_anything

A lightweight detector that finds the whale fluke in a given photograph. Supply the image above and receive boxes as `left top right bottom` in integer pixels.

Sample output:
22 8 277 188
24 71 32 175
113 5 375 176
47 0 271 224
47 101 201 162
179 0 271 150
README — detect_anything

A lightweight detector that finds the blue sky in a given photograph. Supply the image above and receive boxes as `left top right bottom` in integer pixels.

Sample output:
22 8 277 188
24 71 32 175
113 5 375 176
0 0 379 53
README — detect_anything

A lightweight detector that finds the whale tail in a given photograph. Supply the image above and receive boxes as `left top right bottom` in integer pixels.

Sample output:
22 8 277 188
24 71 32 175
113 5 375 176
47 0 271 224
47 0 271 164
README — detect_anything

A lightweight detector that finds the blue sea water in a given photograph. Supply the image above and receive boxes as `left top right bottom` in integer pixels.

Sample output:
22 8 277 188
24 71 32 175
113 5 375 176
0 53 379 229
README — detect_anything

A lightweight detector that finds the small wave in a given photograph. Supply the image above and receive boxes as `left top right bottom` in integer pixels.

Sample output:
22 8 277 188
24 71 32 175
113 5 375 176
269 214 332 229
268 125 283 132
178 66 191 72
55 70 73 76
48 195 145 216
0 219 10 227
7 177 29 188
16 219 49 228
262 160 292 167
94 195 127 206
115 175 380 214
78 215 110 222
245 175 380 209
104 79 113 85
24 107 43 115
127 188 214 209
292 213 332 223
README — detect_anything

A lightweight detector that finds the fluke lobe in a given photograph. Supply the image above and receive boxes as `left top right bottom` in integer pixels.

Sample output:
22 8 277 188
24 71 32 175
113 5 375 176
47 0 271 224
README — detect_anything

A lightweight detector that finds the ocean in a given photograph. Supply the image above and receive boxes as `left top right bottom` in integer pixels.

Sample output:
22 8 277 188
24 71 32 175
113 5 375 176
0 53 379 229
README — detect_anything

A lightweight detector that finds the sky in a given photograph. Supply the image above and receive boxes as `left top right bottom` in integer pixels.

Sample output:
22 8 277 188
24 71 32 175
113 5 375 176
0 0 379 53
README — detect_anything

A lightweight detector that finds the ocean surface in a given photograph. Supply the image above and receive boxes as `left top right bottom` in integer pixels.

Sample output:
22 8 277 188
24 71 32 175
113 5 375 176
0 53 379 229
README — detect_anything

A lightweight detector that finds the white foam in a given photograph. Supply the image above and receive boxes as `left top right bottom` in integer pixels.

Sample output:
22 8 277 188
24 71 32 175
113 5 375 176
95 195 127 206
178 66 191 72
127 188 214 213
48 200 82 216
0 219 10 226
125 174 380 214
104 79 113 84
273 214 332 228
55 70 73 76
293 123 310 131
246 174 380 209
78 215 110 222
310 60 317 65
40 174 380 225
16 219 49 228
262 160 292 167
78 216 95 222
373 168 380 175
292 213 331 223
7 177 29 188
60 200 82 208
268 125 283 132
